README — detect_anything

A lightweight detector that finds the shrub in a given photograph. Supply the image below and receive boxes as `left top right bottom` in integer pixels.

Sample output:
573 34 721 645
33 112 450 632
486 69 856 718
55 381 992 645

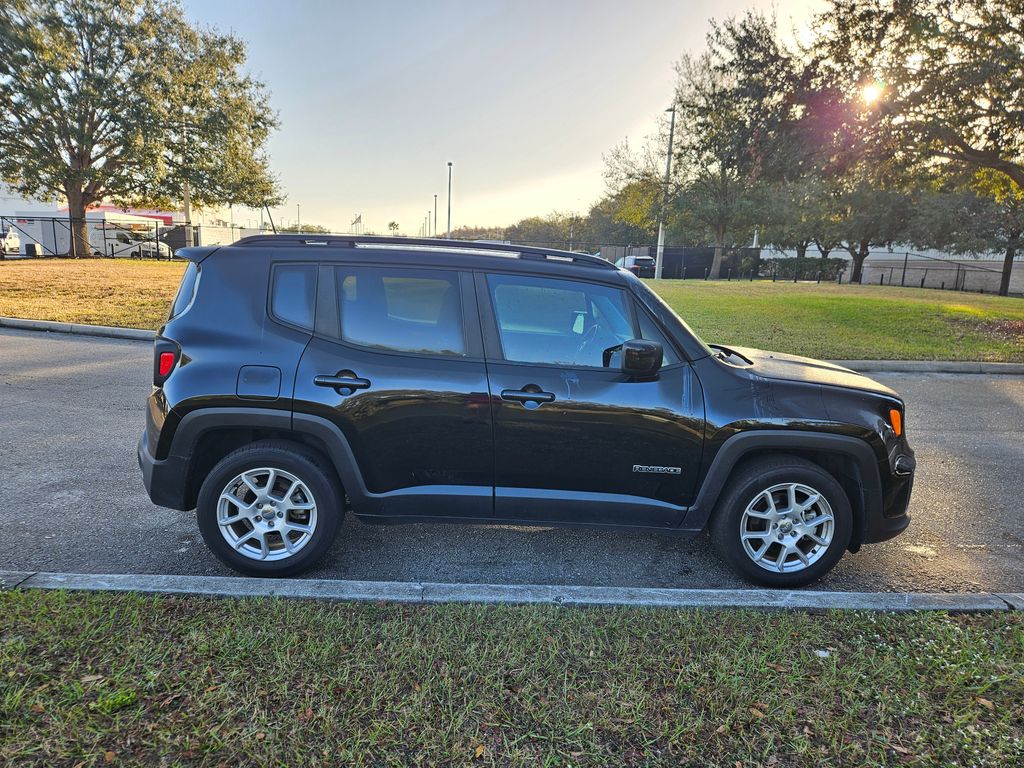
760 257 846 281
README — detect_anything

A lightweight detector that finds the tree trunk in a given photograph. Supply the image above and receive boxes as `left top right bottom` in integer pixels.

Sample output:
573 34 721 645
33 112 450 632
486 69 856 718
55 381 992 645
709 228 725 279
999 231 1020 296
849 240 870 284
796 241 808 259
64 184 92 258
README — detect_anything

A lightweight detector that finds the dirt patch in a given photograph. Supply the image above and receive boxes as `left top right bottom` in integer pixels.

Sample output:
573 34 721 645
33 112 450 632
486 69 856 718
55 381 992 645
974 319 1024 345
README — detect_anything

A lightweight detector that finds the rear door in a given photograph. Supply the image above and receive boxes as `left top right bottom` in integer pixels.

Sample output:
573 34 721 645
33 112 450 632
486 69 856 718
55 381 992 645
477 271 704 528
293 263 493 518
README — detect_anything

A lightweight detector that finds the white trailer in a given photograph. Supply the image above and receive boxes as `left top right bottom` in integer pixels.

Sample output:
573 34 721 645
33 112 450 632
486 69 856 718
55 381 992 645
13 210 172 258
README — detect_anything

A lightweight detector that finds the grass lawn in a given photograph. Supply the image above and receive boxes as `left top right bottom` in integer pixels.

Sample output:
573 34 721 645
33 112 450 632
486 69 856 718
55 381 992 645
650 279 1024 362
0 590 1021 766
0 258 186 330
0 258 1022 360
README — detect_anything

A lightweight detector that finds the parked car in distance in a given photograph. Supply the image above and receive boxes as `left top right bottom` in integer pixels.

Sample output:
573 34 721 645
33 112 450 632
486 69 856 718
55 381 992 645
138 235 915 587
1 228 19 254
106 231 173 259
614 254 656 277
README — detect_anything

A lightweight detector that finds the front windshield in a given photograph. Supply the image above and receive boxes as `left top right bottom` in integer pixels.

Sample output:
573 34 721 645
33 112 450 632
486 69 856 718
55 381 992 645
624 272 714 358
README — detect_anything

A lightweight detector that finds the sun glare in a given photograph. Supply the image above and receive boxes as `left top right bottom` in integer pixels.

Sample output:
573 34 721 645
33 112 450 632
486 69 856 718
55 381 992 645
862 82 884 105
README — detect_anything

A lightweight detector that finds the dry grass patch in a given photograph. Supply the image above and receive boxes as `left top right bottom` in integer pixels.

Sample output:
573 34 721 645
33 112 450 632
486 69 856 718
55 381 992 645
0 258 184 329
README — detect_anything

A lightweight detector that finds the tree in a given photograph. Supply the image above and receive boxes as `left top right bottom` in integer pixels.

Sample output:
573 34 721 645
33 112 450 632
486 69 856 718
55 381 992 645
280 222 330 233
388 221 399 236
816 0 1024 293
671 51 765 277
911 170 1024 294
0 0 282 257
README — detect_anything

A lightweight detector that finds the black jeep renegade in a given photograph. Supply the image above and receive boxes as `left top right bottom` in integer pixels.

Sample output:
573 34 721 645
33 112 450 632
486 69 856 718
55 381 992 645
138 235 915 587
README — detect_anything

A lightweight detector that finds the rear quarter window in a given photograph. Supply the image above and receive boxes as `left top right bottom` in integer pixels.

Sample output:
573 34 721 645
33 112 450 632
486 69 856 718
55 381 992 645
168 262 199 319
270 264 317 330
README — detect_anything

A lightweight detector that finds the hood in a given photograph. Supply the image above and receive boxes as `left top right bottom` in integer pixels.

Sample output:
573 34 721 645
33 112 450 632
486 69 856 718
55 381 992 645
720 345 900 399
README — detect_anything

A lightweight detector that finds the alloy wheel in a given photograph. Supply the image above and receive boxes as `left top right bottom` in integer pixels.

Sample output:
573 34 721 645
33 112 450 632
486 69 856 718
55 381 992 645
739 482 835 573
216 467 318 561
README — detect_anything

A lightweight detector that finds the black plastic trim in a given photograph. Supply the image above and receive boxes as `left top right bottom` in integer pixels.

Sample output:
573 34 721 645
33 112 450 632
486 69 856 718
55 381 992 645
681 430 886 546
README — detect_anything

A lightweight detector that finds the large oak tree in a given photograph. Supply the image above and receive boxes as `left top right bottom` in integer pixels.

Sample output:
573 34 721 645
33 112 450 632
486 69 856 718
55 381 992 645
0 0 282 256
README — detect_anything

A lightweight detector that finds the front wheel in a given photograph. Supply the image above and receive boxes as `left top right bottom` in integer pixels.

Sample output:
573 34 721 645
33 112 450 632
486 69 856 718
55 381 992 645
196 441 343 576
710 455 852 588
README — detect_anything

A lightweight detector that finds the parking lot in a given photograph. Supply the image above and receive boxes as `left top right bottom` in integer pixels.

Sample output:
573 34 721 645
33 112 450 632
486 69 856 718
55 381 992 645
2 326 1022 592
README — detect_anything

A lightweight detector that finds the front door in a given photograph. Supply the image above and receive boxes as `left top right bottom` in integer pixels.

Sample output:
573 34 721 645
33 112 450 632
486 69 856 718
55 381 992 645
293 263 493 518
478 271 704 528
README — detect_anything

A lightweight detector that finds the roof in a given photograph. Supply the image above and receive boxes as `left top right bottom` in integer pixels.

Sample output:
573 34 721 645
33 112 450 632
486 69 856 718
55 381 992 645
228 234 618 271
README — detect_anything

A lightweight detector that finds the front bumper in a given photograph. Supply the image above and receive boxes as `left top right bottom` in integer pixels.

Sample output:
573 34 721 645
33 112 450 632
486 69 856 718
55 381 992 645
137 430 192 510
863 449 915 544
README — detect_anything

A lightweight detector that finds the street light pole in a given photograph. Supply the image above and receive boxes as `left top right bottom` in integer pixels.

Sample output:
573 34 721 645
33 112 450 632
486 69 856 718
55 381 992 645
297 204 301 234
446 162 453 238
655 105 676 280
433 194 438 237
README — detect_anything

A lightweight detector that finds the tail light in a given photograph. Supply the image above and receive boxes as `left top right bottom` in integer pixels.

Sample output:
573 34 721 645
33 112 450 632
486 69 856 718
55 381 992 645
153 338 180 386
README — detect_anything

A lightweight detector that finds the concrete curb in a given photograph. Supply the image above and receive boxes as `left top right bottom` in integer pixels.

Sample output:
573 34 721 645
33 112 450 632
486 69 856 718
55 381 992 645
6 571 1017 612
834 359 1024 374
2 317 1021 373
0 316 154 341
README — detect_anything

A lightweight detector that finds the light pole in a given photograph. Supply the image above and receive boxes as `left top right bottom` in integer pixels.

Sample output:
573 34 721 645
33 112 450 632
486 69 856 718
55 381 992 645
433 194 437 237
446 162 453 238
296 204 301 234
655 105 676 280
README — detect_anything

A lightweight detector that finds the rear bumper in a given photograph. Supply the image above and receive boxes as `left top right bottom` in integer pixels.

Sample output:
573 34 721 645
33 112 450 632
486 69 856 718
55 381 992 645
137 430 192 510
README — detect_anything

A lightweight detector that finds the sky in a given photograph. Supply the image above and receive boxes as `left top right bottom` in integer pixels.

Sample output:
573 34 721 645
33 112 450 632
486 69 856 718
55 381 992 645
3 0 824 233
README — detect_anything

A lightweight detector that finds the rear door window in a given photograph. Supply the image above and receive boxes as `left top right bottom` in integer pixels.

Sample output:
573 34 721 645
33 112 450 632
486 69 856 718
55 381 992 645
335 266 466 356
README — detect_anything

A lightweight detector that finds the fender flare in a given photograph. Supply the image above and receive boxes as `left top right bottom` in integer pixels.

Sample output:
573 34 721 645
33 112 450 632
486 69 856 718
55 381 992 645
168 407 378 512
681 430 883 549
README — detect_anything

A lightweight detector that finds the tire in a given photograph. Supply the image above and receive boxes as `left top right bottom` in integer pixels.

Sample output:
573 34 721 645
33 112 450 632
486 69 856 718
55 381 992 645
710 455 852 588
196 440 343 577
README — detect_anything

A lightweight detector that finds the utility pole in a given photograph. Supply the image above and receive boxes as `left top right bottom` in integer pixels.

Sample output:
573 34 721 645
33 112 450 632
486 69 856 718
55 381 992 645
183 180 193 247
433 194 438 237
655 105 676 280
447 162 453 238
296 204 301 234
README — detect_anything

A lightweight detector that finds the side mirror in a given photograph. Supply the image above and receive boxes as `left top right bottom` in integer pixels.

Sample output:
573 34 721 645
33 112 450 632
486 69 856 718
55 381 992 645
622 338 662 379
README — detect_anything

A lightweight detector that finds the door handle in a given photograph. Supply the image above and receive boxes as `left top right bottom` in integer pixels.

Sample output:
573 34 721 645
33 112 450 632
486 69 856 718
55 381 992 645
314 373 371 393
500 388 555 404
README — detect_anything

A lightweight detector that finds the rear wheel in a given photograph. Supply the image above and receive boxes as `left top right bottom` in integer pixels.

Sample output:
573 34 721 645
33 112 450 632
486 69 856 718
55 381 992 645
196 441 343 576
710 455 852 587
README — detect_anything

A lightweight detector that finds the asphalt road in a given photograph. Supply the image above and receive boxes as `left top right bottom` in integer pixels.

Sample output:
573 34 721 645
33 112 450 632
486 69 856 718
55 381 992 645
2 327 1022 592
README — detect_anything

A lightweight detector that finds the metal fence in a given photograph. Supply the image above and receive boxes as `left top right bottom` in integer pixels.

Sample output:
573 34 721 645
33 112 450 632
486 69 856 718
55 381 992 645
856 250 1019 294
0 214 261 259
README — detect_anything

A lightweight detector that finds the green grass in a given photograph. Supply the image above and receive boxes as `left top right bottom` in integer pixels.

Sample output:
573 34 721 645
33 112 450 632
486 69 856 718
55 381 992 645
649 280 1024 361
0 259 1022 360
1 590 1022 766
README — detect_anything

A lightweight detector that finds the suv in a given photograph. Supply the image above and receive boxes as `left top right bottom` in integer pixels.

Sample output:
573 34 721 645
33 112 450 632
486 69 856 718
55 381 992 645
614 254 656 277
138 235 914 587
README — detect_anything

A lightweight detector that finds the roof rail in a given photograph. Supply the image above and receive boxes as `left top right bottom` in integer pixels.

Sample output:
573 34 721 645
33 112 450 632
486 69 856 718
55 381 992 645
231 233 616 269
